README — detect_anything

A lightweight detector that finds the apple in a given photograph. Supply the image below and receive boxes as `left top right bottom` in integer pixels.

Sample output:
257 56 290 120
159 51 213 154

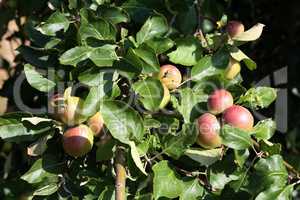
226 21 244 38
87 112 104 137
197 113 222 149
61 96 86 126
159 83 171 109
208 89 233 115
49 93 65 119
63 125 94 157
158 64 182 90
222 105 254 131
225 58 241 80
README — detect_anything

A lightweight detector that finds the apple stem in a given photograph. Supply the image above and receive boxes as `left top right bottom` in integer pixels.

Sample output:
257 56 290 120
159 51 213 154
114 146 126 200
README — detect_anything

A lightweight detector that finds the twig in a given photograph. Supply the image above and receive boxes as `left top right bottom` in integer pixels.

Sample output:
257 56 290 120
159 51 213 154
114 146 126 200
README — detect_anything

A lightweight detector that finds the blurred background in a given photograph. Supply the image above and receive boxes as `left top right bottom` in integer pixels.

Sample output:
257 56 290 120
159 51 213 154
0 0 299 198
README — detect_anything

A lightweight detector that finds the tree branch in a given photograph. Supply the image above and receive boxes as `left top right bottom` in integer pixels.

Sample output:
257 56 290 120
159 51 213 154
115 146 126 200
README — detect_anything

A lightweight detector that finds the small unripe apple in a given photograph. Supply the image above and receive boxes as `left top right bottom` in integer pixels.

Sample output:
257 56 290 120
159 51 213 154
87 112 104 137
63 125 94 157
159 83 170 109
197 113 222 149
49 93 65 119
225 58 241 80
61 96 86 126
208 89 233 115
222 105 254 131
158 64 182 90
226 21 245 38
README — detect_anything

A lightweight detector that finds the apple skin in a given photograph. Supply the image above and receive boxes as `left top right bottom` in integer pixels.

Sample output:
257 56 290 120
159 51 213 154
226 21 245 38
197 113 222 149
225 58 241 80
61 96 86 126
222 105 254 131
49 93 65 120
208 89 234 115
158 64 182 90
88 112 104 137
159 83 171 109
63 125 94 157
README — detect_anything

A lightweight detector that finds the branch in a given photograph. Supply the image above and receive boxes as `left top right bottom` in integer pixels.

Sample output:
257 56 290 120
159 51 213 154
114 146 126 200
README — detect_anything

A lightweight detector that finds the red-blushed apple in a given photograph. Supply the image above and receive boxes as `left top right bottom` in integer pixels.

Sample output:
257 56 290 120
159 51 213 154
226 21 245 38
225 58 241 80
63 125 94 157
158 64 182 90
159 83 170 109
87 112 104 137
222 105 254 131
61 96 86 126
208 89 234 115
197 113 222 149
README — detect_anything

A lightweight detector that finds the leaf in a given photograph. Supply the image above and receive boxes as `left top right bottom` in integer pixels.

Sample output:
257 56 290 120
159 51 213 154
191 56 223 81
152 161 184 200
21 117 52 125
33 183 59 196
255 184 294 200
230 47 256 70
210 172 240 191
168 37 203 66
24 64 56 92
132 78 164 111
184 148 222 166
180 178 204 200
27 135 52 156
59 45 118 67
136 15 169 45
78 68 118 87
172 88 208 123
254 119 276 141
129 141 147 175
260 140 281 156
234 149 250 167
145 37 174 54
96 138 115 161
100 100 144 143
233 23 265 41
221 125 253 150
98 7 129 24
237 87 277 110
38 11 70 36
163 123 198 159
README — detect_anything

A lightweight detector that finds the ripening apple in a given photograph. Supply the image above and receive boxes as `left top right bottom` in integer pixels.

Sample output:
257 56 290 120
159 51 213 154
208 89 234 115
225 58 241 80
61 96 86 126
49 93 65 119
159 83 171 109
226 21 245 38
158 64 182 90
87 112 104 137
197 113 222 149
222 105 254 131
63 125 94 157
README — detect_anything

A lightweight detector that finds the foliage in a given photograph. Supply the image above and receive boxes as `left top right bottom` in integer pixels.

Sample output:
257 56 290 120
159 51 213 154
0 0 296 200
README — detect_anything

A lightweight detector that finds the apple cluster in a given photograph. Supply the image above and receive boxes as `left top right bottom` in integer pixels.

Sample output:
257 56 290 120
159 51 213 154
197 89 254 149
50 92 104 158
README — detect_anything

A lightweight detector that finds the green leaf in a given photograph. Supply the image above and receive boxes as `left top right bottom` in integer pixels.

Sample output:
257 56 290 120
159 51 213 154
96 139 115 161
78 68 118 87
98 7 129 24
172 88 208 123
129 141 147 175
21 159 58 184
233 23 265 42
163 123 198 159
145 37 174 54
68 0 77 9
221 125 253 150
33 183 59 196
132 78 164 111
168 37 203 66
39 11 70 36
210 172 239 192
79 18 116 42
254 119 276 141
152 161 184 200
237 87 277 110
136 15 169 45
230 46 256 70
255 184 294 200
260 140 282 156
100 100 144 143
191 56 224 81
59 45 118 67
24 64 56 92
180 178 204 200
184 148 223 166
234 149 250 167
